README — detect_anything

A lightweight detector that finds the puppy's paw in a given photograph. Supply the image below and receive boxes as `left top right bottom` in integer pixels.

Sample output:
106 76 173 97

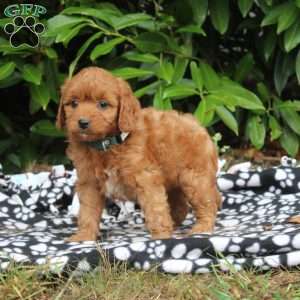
66 231 98 242
151 231 172 240
188 224 214 235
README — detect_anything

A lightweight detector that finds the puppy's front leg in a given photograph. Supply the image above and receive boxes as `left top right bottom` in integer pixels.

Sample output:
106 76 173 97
135 169 173 239
68 180 104 242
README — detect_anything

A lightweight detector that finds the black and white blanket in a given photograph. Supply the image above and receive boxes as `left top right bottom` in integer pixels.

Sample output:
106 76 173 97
1 157 300 274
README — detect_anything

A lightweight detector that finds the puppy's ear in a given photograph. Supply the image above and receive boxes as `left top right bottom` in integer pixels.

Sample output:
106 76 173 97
56 80 68 129
117 78 141 132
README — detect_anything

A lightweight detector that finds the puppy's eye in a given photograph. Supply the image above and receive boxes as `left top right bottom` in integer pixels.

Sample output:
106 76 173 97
71 99 78 108
98 100 109 109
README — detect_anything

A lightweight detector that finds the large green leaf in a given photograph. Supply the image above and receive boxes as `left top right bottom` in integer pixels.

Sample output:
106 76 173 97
296 49 300 84
216 106 239 135
153 89 173 110
268 115 282 141
190 61 204 92
62 7 115 27
156 60 174 84
69 32 103 77
112 13 152 30
189 0 208 26
211 79 265 110
209 0 230 34
55 23 87 46
194 97 215 126
172 58 188 83
284 21 300 52
31 120 65 137
276 100 300 111
90 37 125 61
261 3 286 27
134 81 160 98
246 115 266 149
46 15 88 36
238 0 254 17
111 67 154 79
280 127 299 157
29 82 50 110
21 64 42 85
134 32 168 53
123 51 159 63
198 62 220 91
274 52 294 95
177 25 206 35
276 3 298 34
163 84 197 99
280 107 300 135
0 62 16 81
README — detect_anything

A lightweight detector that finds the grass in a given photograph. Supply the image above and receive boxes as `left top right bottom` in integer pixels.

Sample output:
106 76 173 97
1 261 300 300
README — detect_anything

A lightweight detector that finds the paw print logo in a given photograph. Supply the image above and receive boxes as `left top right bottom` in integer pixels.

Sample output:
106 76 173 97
4 16 45 48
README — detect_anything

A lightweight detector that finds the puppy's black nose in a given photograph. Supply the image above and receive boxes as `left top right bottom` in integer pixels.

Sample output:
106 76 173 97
78 118 90 129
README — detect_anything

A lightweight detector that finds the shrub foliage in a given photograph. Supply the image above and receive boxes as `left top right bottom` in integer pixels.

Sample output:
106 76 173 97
0 0 300 171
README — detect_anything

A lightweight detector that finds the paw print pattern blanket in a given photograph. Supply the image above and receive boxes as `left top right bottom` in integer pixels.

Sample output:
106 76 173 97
0 158 300 274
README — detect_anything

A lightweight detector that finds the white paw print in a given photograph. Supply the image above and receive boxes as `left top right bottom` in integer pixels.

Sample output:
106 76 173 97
274 168 295 189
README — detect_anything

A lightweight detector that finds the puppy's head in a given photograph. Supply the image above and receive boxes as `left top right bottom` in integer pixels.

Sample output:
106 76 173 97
56 67 141 141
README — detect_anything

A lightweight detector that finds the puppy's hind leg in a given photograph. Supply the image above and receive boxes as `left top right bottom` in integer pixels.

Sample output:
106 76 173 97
179 170 219 235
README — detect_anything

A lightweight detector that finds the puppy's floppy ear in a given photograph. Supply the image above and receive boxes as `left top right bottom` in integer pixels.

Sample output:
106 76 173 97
56 80 69 129
117 78 141 132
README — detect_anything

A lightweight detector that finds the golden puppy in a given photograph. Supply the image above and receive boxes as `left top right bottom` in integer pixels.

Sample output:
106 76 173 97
57 67 221 241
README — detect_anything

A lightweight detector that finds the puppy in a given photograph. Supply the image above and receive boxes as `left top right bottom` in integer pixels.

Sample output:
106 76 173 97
57 67 221 241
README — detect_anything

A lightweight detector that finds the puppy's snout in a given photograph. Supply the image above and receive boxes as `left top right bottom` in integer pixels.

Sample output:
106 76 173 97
78 118 90 130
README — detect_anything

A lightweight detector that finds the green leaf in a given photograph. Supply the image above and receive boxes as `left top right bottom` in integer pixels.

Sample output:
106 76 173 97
156 60 174 83
274 52 294 95
163 85 197 99
0 62 15 81
153 90 172 110
198 62 220 91
177 25 206 35
261 3 286 27
268 115 282 141
55 23 86 46
190 61 204 92
234 53 254 82
29 82 50 110
216 106 239 135
256 82 270 103
211 79 265 110
280 127 299 157
246 115 266 149
284 21 300 52
31 120 65 137
238 0 254 17
123 51 159 63
111 67 154 80
296 49 300 84
277 3 298 34
276 100 300 110
134 32 168 53
46 15 87 36
189 0 208 26
134 81 160 98
112 13 152 30
69 32 102 77
280 107 300 135
21 64 42 85
194 97 215 126
209 0 230 34
62 7 115 27
90 37 125 61
262 29 276 61
172 58 188 83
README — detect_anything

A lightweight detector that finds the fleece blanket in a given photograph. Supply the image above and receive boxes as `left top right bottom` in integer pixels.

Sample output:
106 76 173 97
1 157 300 274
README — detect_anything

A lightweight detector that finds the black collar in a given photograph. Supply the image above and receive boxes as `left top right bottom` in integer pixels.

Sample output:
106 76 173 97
83 132 129 151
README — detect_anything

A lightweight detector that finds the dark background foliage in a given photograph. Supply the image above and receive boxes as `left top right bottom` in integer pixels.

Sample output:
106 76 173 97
0 0 300 172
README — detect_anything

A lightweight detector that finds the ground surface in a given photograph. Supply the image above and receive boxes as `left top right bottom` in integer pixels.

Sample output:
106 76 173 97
1 262 300 300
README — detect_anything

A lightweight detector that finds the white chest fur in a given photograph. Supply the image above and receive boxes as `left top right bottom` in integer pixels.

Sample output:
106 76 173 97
103 169 130 201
